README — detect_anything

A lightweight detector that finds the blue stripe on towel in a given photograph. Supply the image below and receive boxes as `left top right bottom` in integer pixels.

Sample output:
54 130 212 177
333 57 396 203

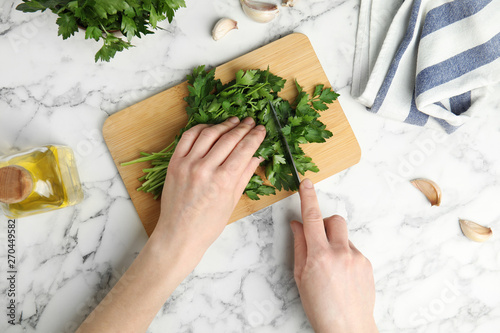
370 0 423 113
450 91 472 115
404 92 429 125
434 118 460 134
416 32 500 97
435 101 448 110
421 0 493 38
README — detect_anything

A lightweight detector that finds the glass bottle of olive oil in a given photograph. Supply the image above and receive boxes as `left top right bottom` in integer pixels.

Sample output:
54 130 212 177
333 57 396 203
0 145 84 218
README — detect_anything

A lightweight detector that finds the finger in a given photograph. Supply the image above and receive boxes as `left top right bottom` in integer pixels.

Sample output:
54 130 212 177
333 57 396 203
298 179 328 249
235 156 264 196
220 124 266 176
290 220 306 286
205 117 259 166
324 215 349 249
187 117 241 159
172 124 212 158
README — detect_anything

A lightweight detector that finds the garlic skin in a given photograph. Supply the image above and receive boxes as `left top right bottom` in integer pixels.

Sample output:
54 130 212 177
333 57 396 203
282 0 297 6
411 178 442 206
212 18 238 41
459 219 493 242
240 0 279 23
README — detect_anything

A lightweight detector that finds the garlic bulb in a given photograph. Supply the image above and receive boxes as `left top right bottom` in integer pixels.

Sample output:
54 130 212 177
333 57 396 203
212 18 238 41
240 0 279 23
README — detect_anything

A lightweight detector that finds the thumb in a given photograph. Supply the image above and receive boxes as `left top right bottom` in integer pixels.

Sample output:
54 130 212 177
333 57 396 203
290 220 306 286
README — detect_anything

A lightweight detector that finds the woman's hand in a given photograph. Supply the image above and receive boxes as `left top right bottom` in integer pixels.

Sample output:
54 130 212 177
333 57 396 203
77 117 265 333
291 179 378 333
153 116 266 262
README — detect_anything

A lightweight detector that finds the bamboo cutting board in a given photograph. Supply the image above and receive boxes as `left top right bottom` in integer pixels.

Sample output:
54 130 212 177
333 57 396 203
103 33 361 236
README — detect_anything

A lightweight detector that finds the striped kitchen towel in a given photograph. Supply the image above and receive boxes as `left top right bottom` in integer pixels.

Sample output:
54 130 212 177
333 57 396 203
351 0 500 132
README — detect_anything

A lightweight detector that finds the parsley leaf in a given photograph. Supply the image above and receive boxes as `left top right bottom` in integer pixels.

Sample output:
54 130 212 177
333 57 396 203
320 88 340 104
312 100 328 111
85 26 102 41
94 34 133 62
245 175 276 200
56 13 78 39
16 1 47 12
236 70 259 86
121 16 137 41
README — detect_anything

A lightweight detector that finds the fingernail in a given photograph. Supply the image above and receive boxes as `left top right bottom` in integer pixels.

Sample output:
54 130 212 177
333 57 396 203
228 117 240 124
255 125 266 131
302 178 313 189
243 117 255 125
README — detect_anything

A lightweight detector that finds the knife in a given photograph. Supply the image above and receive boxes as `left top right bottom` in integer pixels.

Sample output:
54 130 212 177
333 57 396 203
268 101 302 190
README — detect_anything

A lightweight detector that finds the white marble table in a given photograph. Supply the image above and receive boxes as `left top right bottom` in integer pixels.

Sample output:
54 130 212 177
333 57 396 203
1 1 500 332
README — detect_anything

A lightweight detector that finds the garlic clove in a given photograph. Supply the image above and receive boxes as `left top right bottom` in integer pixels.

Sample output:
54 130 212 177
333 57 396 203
282 0 297 6
459 219 493 242
212 18 238 41
240 0 279 23
410 178 442 206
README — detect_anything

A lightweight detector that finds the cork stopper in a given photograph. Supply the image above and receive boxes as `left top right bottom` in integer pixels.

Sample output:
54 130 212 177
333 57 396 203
0 166 33 204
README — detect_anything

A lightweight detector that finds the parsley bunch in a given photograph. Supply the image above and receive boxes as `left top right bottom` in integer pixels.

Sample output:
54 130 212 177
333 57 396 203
16 0 186 62
122 66 339 200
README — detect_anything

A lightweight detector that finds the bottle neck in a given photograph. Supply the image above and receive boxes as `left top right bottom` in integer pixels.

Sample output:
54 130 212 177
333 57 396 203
0 166 33 204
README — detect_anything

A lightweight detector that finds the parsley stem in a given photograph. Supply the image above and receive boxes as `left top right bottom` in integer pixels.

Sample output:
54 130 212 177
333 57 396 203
245 83 268 97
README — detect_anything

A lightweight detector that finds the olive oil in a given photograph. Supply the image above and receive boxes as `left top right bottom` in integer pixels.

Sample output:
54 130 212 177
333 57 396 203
0 145 83 218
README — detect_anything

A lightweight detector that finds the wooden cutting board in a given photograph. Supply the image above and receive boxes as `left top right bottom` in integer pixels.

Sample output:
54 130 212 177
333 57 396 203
103 33 361 236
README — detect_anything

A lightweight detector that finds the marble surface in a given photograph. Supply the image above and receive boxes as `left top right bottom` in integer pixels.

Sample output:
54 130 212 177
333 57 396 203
1 0 500 332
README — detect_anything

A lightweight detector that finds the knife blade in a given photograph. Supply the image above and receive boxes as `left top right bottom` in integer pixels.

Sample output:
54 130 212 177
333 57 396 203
268 101 302 190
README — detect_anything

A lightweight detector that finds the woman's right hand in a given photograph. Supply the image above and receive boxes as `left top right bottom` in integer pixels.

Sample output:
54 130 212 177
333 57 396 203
291 179 378 333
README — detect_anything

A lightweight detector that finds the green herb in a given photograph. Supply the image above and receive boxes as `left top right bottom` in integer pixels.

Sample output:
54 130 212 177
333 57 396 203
16 0 186 62
122 66 338 200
